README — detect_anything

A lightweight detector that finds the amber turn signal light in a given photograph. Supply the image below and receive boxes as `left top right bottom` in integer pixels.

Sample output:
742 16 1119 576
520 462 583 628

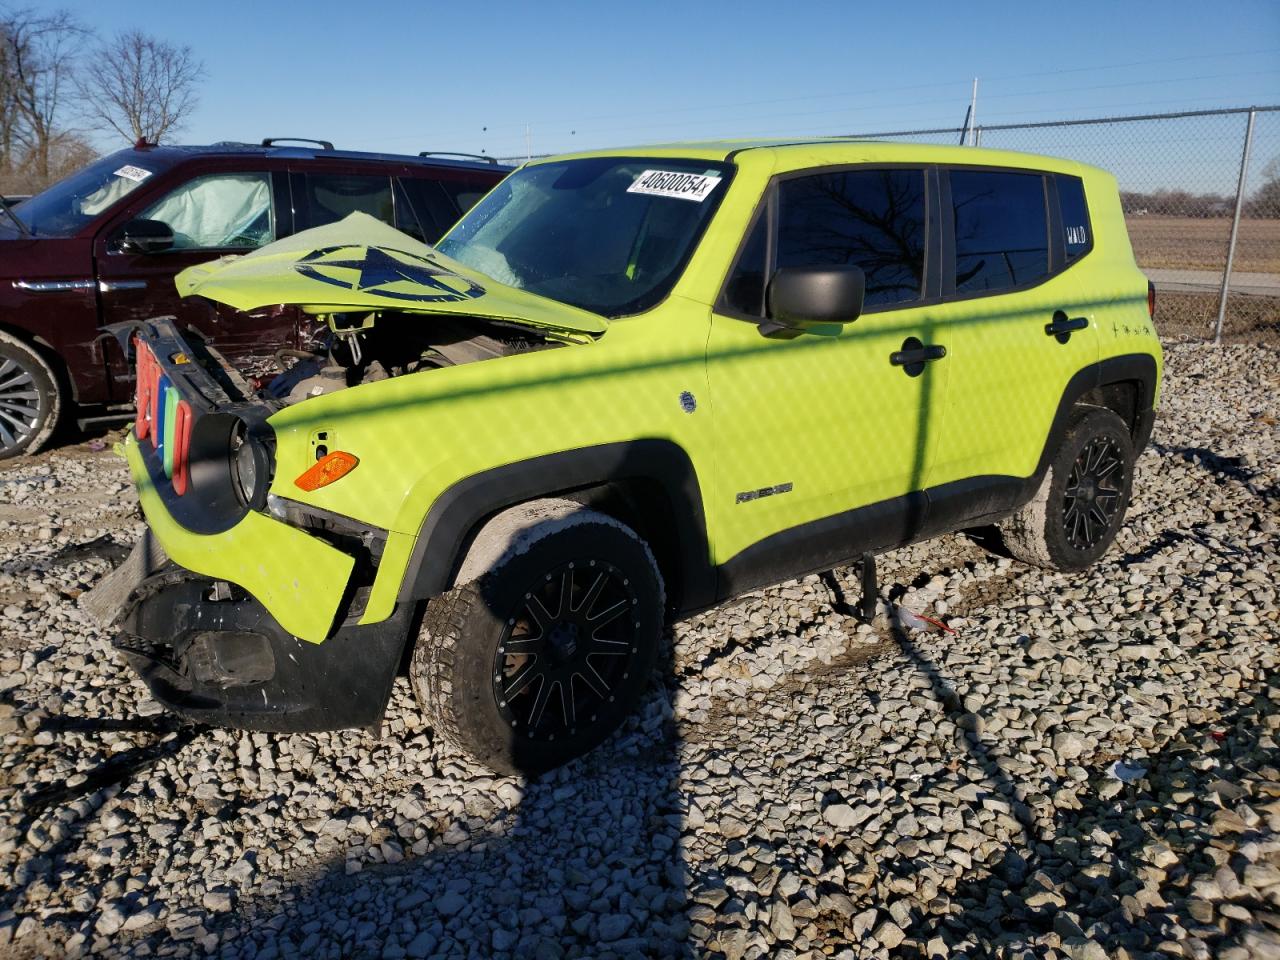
294 451 359 492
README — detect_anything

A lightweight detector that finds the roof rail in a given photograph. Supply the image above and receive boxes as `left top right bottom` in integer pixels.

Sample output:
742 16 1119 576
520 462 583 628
419 151 498 165
262 137 335 150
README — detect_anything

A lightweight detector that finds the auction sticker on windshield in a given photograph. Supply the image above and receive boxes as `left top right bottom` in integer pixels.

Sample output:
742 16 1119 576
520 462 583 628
114 165 152 183
627 169 722 202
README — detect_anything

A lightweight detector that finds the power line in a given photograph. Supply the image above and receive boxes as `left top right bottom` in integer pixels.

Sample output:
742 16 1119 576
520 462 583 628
346 46 1280 148
466 71 1280 153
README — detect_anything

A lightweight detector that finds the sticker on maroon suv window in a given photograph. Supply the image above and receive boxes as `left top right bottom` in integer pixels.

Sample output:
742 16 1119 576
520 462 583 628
113 165 153 182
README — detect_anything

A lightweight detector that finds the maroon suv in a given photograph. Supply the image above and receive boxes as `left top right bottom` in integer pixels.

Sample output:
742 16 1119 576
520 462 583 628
0 138 509 458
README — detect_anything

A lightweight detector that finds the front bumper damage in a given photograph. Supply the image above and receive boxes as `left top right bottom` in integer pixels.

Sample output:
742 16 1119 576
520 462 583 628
94 315 418 732
124 431 357 645
108 545 415 732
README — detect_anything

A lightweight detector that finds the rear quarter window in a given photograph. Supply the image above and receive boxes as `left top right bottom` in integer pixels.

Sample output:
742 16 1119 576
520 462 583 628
1057 175 1092 264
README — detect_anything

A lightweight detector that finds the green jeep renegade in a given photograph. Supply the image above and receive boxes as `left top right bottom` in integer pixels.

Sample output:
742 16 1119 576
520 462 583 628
105 139 1162 774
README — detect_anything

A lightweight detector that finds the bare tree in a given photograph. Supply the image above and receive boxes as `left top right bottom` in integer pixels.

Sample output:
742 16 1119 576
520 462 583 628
76 29 203 145
0 7 87 182
1247 156 1280 219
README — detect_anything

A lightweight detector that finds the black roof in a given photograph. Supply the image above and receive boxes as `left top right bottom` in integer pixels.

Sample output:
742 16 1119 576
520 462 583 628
125 140 512 173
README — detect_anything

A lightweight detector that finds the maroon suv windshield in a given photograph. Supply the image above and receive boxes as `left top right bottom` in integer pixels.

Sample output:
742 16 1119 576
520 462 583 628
9 151 175 237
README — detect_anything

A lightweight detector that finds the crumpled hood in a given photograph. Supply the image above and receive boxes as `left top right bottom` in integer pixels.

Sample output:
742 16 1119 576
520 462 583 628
175 212 607 337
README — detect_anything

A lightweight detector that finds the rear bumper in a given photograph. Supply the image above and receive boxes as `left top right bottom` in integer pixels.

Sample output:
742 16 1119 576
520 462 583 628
116 571 415 732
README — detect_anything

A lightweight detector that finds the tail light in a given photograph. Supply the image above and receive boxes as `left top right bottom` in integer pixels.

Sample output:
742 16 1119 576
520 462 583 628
1147 280 1155 320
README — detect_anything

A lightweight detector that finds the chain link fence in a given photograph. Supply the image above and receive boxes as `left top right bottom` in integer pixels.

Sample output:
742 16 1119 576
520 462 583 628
847 106 1280 344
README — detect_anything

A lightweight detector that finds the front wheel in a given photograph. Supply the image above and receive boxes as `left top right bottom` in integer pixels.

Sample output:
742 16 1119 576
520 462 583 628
411 504 665 775
0 331 63 460
1000 406 1135 571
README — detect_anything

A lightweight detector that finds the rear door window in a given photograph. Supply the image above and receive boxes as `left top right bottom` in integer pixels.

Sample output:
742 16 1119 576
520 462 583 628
393 180 428 242
299 174 393 230
398 178 464 244
438 178 493 215
950 170 1049 294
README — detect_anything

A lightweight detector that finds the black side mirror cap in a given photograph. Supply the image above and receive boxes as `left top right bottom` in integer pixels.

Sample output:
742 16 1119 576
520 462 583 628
762 265 865 335
115 218 175 254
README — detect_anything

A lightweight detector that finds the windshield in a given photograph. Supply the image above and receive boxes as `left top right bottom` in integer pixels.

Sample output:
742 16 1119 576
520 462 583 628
10 152 168 237
437 157 732 317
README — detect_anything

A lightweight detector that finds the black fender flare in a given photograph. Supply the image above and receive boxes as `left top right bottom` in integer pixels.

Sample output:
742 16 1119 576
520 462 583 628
398 439 717 615
1033 352 1158 482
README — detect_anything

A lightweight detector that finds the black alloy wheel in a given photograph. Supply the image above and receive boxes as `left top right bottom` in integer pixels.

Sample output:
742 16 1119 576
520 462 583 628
494 559 640 742
412 506 665 775
1062 436 1127 550
999 405 1136 572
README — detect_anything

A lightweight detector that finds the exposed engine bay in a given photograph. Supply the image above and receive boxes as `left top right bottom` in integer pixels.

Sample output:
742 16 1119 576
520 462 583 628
264 312 564 406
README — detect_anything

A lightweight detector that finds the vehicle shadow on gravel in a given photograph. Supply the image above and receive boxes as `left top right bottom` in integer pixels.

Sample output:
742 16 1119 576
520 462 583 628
197 634 694 960
890 622 1279 956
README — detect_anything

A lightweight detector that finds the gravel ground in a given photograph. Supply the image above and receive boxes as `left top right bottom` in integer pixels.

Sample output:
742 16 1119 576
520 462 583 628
0 341 1277 960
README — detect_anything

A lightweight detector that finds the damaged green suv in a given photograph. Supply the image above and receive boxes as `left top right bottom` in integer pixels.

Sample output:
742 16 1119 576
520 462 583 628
101 141 1162 774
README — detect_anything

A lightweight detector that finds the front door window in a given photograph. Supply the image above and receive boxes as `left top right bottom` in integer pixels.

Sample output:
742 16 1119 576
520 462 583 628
139 173 274 249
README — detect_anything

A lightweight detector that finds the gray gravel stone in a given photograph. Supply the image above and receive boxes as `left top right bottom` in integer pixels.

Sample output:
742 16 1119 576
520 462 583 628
1 344 1278 960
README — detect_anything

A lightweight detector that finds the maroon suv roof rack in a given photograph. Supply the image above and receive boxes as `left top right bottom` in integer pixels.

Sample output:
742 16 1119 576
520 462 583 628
262 138 335 150
419 151 498 165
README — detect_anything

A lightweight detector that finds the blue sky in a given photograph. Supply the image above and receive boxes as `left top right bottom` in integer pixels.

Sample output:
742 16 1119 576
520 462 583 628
54 0 1280 165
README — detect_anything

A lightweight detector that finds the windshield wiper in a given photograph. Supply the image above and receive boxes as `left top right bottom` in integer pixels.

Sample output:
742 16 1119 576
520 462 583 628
0 195 31 236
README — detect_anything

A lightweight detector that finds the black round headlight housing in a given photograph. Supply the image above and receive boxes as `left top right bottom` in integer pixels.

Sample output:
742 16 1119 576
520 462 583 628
174 412 274 533
229 419 272 511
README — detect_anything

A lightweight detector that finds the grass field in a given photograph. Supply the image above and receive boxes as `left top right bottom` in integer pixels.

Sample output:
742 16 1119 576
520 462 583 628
1126 216 1280 273
1123 216 1279 341
1153 291 1279 342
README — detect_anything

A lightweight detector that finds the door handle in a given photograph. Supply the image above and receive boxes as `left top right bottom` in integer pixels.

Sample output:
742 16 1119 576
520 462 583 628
1045 310 1088 341
890 336 946 376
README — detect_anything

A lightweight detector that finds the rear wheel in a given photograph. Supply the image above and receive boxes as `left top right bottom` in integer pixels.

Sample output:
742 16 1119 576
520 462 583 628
1001 406 1135 571
411 504 665 775
0 331 62 460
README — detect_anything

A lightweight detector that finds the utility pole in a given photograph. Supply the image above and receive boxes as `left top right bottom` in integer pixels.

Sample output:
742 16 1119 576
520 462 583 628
969 78 979 146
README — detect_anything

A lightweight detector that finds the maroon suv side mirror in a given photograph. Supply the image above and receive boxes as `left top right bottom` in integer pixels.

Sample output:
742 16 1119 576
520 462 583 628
115 218 175 255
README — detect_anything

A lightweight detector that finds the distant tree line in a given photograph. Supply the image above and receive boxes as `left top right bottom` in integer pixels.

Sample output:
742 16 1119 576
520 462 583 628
1 6 203 194
1122 159 1280 219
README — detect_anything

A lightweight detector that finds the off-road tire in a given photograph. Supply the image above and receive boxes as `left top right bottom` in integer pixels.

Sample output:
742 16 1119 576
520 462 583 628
411 506 665 776
0 330 62 460
1001 405 1135 571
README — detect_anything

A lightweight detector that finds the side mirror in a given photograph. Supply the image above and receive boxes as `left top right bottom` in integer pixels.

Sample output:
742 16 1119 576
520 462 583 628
114 218 175 254
763 266 864 334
